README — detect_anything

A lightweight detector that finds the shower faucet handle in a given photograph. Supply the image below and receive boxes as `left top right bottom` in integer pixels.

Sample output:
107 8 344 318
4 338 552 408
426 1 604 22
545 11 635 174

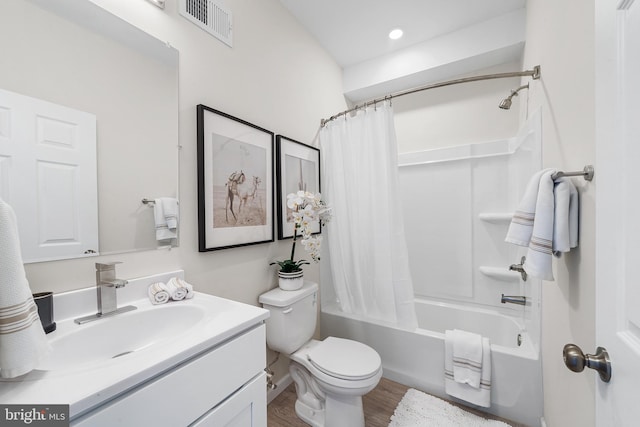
508 256 527 282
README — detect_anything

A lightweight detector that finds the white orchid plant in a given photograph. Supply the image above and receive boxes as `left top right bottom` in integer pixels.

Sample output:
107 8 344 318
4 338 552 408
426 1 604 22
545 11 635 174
271 191 332 273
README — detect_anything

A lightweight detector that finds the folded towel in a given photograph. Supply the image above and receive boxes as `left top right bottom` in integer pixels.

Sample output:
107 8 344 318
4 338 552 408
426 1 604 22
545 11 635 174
165 277 188 301
447 329 483 388
445 334 492 407
0 198 51 378
552 177 579 254
154 197 179 241
148 282 170 305
168 277 194 300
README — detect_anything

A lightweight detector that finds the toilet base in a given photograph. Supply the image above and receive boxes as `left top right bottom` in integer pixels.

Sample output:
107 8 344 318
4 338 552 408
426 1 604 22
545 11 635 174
290 361 368 427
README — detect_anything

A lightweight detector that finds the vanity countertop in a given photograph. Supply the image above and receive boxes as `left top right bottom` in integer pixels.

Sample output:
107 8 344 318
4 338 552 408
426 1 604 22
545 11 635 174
0 271 269 419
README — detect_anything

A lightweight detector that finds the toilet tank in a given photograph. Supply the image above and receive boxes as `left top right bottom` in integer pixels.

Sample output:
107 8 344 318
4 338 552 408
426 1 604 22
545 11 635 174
258 282 318 354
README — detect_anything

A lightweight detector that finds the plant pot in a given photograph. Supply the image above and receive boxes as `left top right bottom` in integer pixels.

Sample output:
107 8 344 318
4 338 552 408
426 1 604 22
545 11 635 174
277 270 304 291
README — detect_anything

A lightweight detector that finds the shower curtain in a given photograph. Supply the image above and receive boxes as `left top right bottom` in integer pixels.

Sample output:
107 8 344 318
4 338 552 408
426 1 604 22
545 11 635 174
319 103 417 329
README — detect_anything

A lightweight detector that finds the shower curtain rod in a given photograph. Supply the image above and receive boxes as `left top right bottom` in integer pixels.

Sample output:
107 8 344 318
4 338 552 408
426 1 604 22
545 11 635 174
320 65 541 127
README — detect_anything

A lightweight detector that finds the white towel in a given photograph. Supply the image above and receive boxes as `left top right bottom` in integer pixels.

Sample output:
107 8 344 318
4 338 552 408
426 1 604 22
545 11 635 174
505 168 555 246
168 277 194 300
154 197 179 241
0 199 51 378
148 282 170 305
165 277 188 301
522 170 556 280
445 333 492 407
447 329 483 388
505 169 579 281
552 177 579 254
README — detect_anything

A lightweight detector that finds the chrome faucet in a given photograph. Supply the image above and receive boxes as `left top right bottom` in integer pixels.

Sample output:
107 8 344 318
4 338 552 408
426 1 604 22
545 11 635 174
96 262 128 315
501 294 527 306
75 262 137 324
509 256 527 281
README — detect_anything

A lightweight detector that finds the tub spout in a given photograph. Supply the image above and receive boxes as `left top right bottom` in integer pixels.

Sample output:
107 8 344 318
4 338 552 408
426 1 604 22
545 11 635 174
501 294 527 305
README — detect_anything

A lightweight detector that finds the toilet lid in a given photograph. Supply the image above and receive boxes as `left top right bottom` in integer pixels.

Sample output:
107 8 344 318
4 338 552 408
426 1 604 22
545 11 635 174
307 337 381 381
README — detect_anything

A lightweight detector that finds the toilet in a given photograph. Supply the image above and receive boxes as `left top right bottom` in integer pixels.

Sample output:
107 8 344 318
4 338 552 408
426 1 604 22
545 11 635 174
259 282 382 427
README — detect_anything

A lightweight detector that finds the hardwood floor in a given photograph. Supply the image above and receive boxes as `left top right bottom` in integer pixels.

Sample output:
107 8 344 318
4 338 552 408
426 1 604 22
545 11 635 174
267 377 526 427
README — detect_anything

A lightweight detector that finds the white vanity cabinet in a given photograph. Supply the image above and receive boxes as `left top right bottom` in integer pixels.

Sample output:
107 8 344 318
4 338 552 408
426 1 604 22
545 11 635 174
72 324 267 427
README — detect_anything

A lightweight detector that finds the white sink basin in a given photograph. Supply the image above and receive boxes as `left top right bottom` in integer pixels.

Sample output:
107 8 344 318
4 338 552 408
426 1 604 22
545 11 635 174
38 303 205 371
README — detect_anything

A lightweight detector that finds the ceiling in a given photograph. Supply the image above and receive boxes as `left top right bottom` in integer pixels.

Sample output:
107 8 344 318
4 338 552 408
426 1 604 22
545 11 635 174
279 0 526 69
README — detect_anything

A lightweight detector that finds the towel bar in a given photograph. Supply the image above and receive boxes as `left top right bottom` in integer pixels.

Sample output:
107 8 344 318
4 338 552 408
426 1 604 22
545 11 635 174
142 198 155 205
552 165 594 181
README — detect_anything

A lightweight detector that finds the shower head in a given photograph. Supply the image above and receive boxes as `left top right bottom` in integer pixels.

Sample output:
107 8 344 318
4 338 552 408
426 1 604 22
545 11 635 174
499 97 513 110
499 84 529 110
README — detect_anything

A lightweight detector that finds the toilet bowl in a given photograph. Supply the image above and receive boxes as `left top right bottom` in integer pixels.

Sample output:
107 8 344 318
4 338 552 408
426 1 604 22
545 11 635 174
259 282 382 427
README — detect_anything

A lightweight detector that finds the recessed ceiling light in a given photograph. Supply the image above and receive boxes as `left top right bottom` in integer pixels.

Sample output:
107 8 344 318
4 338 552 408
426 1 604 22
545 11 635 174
389 29 403 40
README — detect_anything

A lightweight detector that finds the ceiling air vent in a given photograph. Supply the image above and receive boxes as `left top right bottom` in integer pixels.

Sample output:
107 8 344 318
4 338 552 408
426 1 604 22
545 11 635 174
179 0 233 47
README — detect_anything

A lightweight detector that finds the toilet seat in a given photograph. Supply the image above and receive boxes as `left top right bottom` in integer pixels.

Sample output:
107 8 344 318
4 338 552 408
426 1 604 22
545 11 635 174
307 337 381 381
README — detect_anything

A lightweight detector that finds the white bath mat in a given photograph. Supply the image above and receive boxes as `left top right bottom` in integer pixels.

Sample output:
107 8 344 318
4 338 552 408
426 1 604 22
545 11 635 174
388 388 511 427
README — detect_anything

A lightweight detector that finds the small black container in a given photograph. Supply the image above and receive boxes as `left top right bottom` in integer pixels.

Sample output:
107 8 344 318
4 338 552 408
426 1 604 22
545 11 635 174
33 292 56 334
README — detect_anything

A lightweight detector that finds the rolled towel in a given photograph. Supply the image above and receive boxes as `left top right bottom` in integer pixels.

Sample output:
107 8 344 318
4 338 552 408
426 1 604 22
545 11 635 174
168 277 195 300
165 277 188 301
148 282 170 305
0 198 51 378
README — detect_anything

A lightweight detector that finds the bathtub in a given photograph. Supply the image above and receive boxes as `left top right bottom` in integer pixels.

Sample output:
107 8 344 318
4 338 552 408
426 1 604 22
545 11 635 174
320 298 543 427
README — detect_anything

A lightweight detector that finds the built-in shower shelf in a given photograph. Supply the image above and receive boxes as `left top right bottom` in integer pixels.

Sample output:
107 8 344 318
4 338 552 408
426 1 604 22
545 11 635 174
478 212 514 224
479 266 521 282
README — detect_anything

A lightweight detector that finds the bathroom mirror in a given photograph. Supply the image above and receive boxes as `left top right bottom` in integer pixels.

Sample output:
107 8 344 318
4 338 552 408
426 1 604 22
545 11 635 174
0 0 179 262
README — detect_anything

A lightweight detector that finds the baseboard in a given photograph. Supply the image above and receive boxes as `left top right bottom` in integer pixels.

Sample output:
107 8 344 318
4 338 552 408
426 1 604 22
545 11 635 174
267 373 293 404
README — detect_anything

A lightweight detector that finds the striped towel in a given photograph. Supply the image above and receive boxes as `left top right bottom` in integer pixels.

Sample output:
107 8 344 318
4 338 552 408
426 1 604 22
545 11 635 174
154 198 179 241
0 198 50 378
167 277 194 300
506 169 579 281
445 331 492 407
148 282 170 305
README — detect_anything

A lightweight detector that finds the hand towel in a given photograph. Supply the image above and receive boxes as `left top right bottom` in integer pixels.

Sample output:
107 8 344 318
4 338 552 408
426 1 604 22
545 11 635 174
521 170 556 281
447 329 483 388
148 282 170 305
154 197 179 241
168 277 194 300
0 198 51 378
445 334 492 407
506 169 579 281
552 177 579 254
505 168 555 246
165 277 188 301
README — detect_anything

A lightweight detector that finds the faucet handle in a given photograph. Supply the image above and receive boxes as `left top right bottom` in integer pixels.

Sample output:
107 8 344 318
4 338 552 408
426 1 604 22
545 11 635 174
96 261 122 271
101 279 128 288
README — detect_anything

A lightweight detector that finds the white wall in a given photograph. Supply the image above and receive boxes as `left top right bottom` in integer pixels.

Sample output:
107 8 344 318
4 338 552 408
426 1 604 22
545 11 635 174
394 62 523 153
522 1 596 426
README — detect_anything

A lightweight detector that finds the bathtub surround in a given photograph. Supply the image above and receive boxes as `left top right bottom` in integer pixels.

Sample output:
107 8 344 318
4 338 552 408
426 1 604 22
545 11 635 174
319 102 417 329
320 112 544 426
